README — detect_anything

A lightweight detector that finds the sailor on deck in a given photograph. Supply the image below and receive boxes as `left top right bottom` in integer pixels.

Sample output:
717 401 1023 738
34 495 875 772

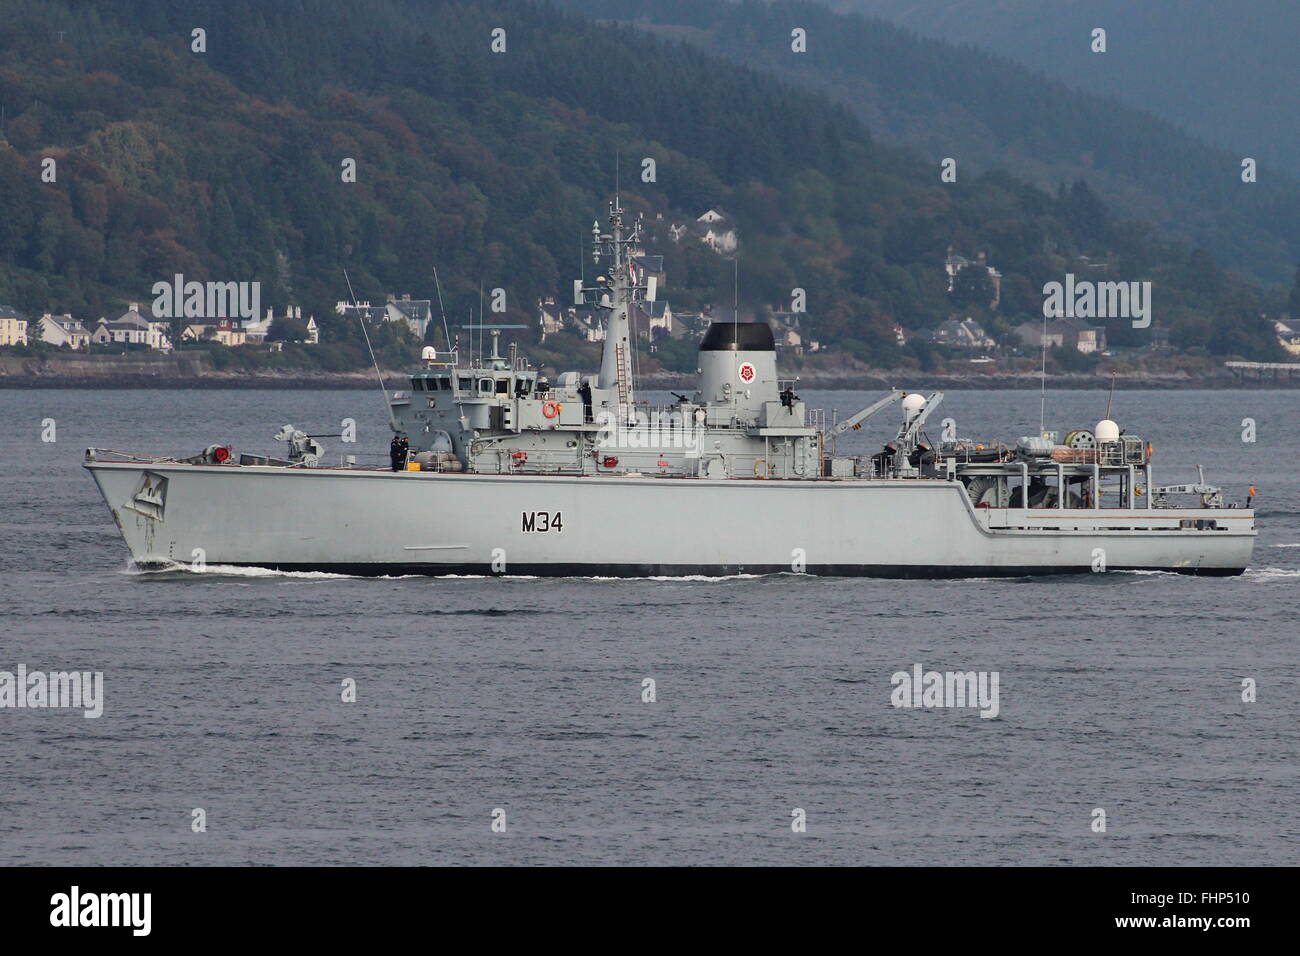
390 434 409 472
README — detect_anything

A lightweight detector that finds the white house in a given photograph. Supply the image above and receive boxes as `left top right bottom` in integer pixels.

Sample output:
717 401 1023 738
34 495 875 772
336 294 429 338
920 317 996 349
38 313 91 349
385 294 432 339
242 309 275 343
244 306 317 344
695 209 738 254
669 209 739 255
91 304 171 349
0 304 30 346
570 307 605 343
537 297 565 340
636 301 681 339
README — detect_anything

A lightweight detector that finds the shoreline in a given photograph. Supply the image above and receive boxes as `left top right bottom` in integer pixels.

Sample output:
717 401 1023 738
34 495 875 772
3 373 1293 390
2 353 1296 389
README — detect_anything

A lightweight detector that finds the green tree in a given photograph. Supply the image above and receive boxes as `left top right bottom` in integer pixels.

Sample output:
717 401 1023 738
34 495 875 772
950 262 994 309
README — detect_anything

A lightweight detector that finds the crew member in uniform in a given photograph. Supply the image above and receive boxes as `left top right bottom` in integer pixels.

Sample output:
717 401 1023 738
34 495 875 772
578 380 593 423
390 434 410 471
780 384 798 410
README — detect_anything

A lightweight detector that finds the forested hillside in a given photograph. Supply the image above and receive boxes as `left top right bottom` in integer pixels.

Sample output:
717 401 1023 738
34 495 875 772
0 0 1287 370
837 0 1300 173
556 0 1300 287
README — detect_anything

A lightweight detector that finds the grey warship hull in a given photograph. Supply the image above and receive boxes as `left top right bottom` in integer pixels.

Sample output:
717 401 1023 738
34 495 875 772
85 461 1255 577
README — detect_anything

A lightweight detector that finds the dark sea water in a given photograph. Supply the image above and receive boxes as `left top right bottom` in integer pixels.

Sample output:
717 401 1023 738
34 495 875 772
1 387 1296 866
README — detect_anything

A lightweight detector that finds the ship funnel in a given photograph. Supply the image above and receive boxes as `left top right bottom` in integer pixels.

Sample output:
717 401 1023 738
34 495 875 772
1095 419 1120 443
696 322 777 413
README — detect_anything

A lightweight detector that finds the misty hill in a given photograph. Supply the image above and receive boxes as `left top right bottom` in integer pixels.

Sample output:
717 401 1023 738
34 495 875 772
0 0 1285 371
555 0 1300 287
835 0 1300 171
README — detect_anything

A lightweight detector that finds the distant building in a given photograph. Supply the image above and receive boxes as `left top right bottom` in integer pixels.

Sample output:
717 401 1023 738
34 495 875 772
242 309 276 344
670 209 738 255
244 306 317 345
1055 316 1105 353
1014 320 1064 351
385 293 432 338
635 300 681 340
92 304 171 349
335 294 430 338
630 254 666 289
695 209 737 254
767 311 815 355
0 304 30 346
668 311 713 341
1274 319 1300 356
920 316 995 349
335 300 387 323
569 307 605 343
38 313 91 349
945 247 1002 308
537 297 565 340
536 298 608 343
181 318 246 347
1014 316 1107 353
775 324 803 353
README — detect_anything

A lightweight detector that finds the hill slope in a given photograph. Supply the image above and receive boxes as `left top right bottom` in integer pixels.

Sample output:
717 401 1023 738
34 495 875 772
0 0 1285 368
554 0 1300 286
836 0 1300 170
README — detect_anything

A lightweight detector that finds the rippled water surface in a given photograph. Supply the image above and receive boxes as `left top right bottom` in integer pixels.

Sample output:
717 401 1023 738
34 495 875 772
1 388 1296 865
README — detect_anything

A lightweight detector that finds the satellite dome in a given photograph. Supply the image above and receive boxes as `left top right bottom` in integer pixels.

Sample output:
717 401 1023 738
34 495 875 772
1095 419 1120 443
901 393 926 421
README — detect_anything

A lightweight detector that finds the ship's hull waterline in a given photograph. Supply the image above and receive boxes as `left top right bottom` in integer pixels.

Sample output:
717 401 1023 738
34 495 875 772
86 462 1256 577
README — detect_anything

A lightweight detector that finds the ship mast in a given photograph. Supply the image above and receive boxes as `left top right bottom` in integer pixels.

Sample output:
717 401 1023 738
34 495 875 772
576 196 654 414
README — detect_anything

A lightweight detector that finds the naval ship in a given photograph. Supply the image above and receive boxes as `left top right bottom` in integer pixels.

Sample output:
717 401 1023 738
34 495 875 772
85 199 1256 577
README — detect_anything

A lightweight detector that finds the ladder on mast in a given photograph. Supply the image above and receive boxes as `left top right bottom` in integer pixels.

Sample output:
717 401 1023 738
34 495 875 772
615 341 631 406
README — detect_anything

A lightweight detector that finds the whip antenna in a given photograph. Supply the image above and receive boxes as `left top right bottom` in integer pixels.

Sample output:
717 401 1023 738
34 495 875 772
432 265 454 361
344 268 396 430
1039 311 1048 436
